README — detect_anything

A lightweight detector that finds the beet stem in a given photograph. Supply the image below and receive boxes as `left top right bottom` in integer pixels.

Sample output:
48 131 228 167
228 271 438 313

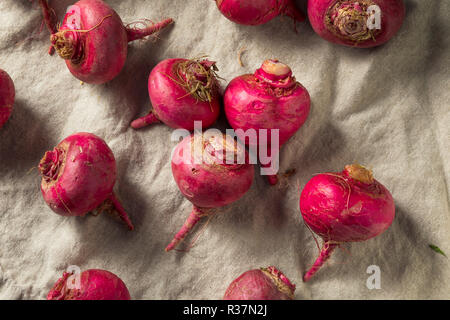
126 18 174 42
267 174 278 185
131 112 160 129
261 162 279 186
165 205 204 252
303 242 338 282
109 192 134 231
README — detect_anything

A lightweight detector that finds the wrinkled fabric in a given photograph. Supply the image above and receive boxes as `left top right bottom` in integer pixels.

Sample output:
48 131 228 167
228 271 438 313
0 0 448 299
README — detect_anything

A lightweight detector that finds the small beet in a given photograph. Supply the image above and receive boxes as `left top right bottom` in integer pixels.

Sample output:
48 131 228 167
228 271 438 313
39 132 134 230
307 0 405 48
166 132 254 251
131 58 220 130
224 266 296 300
39 0 173 84
224 59 311 185
47 269 130 300
300 164 395 281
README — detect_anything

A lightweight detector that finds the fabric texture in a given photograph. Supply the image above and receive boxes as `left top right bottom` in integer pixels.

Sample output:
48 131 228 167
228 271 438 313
0 0 449 299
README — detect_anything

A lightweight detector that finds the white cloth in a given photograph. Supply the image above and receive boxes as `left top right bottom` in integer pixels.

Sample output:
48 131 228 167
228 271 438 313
0 0 448 299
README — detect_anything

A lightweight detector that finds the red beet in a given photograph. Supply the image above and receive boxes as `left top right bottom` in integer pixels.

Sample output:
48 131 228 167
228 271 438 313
39 0 173 84
215 0 305 26
223 266 295 300
300 164 395 281
308 0 405 48
0 69 15 129
166 132 254 251
39 132 134 230
131 58 220 130
224 59 311 185
47 269 130 300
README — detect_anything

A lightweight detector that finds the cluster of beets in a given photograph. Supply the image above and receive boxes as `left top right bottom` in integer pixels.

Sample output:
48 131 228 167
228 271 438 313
0 0 404 300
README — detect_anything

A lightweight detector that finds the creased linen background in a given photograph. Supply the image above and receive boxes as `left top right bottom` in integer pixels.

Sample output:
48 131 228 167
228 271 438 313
0 0 448 299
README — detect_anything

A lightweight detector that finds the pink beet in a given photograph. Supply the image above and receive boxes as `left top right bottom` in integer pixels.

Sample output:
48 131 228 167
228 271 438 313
215 0 305 26
38 0 173 84
0 69 15 129
224 266 295 300
47 269 130 300
308 0 405 48
39 132 134 230
131 58 220 130
300 164 395 281
166 132 254 251
224 59 311 185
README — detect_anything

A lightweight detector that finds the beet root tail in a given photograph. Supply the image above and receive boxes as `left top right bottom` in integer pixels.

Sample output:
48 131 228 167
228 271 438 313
283 1 305 23
109 192 134 231
165 206 206 252
303 242 338 282
131 112 160 129
38 0 58 55
126 18 174 42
